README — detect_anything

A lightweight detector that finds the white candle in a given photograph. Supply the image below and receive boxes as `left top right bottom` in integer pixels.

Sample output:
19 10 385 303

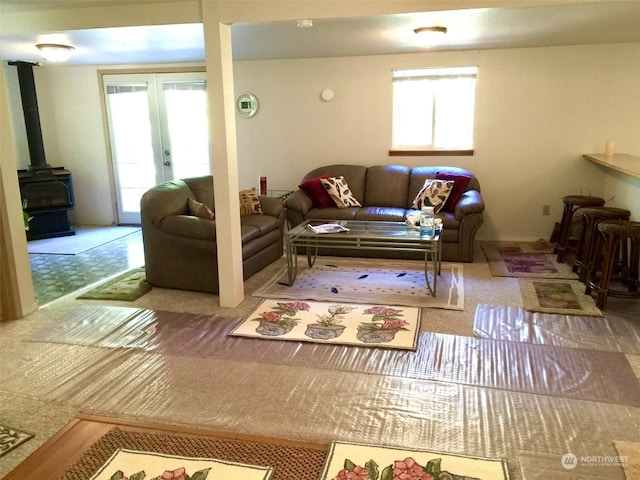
605 140 615 157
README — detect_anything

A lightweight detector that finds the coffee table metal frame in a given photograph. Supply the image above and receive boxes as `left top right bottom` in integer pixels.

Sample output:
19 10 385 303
285 220 442 296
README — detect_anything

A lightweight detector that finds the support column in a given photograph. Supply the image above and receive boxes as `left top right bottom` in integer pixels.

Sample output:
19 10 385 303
201 2 244 307
0 67 37 321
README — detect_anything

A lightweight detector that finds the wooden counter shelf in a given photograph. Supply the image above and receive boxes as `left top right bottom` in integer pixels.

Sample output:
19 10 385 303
583 153 640 180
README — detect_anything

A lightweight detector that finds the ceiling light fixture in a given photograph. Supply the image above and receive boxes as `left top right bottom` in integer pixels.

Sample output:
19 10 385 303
297 19 313 28
413 26 448 47
36 43 75 62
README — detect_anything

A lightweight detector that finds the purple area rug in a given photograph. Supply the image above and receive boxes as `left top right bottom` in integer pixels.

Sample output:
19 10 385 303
482 242 578 279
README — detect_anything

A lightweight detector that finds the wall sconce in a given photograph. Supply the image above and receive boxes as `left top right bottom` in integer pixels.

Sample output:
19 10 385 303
413 26 448 47
36 43 75 62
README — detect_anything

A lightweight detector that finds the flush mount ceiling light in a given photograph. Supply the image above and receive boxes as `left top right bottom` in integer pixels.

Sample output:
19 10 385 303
297 19 313 28
36 43 75 62
413 26 448 47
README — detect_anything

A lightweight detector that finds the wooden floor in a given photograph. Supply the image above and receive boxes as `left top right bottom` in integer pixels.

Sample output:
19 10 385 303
3 414 326 479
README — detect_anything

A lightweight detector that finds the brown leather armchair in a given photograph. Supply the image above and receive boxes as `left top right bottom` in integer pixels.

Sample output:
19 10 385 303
141 175 286 293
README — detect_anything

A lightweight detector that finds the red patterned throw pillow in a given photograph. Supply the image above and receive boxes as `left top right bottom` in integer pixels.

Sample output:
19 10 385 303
298 174 335 208
435 172 471 211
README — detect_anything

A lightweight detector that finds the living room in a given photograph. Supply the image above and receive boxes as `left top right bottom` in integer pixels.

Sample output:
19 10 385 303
0 1 639 479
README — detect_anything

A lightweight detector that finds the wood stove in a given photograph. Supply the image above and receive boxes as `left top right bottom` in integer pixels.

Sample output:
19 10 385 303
10 61 75 240
19 168 75 240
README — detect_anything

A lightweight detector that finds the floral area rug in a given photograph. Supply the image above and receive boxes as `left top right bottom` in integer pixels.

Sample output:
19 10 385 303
77 267 150 301
252 257 463 310
519 279 603 317
60 426 327 480
90 448 274 480
230 299 421 350
319 441 509 480
482 241 578 279
0 424 34 458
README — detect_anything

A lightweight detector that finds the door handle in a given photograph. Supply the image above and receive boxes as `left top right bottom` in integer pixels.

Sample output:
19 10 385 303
164 150 170 156
163 160 171 166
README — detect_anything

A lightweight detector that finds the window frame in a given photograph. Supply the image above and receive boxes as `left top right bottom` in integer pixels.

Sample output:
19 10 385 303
389 66 478 157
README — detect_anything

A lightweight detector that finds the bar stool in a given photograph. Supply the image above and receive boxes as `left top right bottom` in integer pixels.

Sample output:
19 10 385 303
573 207 631 283
585 220 640 309
555 195 605 263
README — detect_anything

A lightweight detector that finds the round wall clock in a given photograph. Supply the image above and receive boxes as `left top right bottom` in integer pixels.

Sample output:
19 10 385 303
235 92 258 118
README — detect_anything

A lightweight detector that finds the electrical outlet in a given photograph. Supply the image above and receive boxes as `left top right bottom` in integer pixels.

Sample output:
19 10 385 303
542 205 551 216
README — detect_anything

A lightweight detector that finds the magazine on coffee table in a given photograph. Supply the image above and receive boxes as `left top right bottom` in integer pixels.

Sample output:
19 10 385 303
307 223 350 234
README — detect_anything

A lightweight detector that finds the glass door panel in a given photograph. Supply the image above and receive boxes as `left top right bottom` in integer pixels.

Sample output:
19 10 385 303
158 74 211 180
105 81 160 224
103 72 210 225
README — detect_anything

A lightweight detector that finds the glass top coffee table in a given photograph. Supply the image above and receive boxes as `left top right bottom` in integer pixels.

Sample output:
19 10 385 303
285 219 442 296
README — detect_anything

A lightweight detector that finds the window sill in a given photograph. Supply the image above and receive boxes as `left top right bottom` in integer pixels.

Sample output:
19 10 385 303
389 149 474 157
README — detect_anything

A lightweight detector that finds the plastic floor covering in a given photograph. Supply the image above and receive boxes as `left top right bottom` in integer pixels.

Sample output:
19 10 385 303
1 305 638 479
28 305 640 407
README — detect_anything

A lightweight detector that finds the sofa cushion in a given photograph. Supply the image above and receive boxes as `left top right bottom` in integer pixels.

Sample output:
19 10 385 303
321 176 362 208
355 207 407 222
298 174 334 208
188 197 215 220
364 165 410 208
239 188 263 216
412 179 454 213
241 212 280 235
306 207 358 221
436 172 471 212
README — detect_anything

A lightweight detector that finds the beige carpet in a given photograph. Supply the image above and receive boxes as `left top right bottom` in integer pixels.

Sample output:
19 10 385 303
2 254 639 480
27 226 140 255
519 279 602 317
253 257 463 309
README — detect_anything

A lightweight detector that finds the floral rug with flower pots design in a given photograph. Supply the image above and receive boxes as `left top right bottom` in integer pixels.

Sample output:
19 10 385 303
230 299 421 350
89 448 274 480
319 441 509 480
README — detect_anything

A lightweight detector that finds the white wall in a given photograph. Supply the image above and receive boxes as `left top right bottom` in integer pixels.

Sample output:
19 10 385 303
5 42 640 239
234 42 640 240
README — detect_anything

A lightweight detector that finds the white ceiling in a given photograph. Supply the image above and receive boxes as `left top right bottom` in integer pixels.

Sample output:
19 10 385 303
1 1 639 65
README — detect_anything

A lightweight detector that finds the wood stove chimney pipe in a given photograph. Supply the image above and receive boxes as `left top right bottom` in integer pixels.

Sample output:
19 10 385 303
8 61 48 170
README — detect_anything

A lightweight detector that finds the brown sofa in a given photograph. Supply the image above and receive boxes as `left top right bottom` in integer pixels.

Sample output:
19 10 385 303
284 165 484 262
141 175 286 293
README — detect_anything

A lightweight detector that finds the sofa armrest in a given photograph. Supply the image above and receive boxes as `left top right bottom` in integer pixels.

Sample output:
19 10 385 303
454 190 485 220
283 190 313 226
259 195 286 218
284 190 313 213
160 215 217 240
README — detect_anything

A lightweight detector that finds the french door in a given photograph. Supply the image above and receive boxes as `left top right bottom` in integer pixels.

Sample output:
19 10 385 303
103 72 211 224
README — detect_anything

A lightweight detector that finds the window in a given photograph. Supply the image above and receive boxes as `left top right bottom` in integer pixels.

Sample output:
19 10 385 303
392 66 477 152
